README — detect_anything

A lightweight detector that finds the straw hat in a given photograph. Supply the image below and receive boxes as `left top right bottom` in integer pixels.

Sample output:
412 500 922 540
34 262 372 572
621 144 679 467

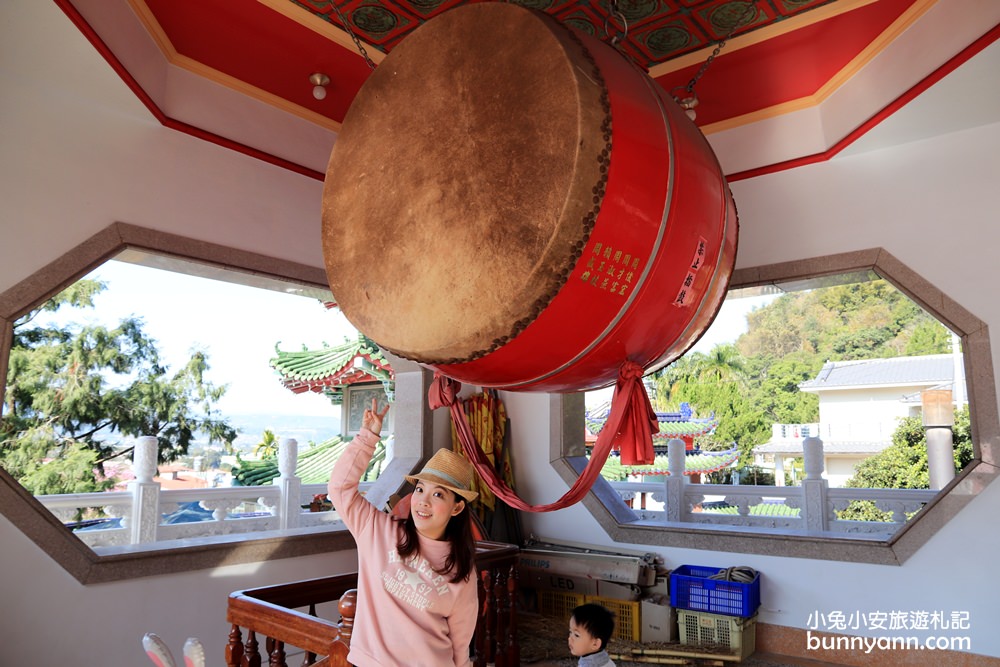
405 449 479 502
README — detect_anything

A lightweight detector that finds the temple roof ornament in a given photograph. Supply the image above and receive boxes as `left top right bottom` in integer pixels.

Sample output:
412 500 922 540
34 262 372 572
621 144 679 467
269 332 394 404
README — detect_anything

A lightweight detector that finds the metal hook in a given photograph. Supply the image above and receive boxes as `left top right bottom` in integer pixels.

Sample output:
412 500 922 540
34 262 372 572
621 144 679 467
603 0 629 47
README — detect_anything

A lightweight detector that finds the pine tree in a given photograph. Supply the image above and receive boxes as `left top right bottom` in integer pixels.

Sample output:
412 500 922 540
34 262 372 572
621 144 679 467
1 280 236 495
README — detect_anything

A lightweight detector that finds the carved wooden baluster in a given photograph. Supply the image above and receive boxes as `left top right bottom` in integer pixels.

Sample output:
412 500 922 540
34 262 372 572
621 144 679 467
226 625 244 667
486 567 498 666
243 630 261 667
302 603 318 666
338 589 357 646
473 570 484 667
506 563 519 666
268 638 286 667
477 570 496 665
326 590 357 667
494 567 509 667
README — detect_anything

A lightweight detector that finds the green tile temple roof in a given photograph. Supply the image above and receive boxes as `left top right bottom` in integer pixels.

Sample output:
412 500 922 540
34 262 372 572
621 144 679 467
587 401 733 475
269 332 394 404
601 447 740 477
232 436 387 486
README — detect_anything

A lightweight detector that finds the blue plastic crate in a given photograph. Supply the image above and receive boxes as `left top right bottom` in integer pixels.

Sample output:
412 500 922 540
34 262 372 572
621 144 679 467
670 565 760 617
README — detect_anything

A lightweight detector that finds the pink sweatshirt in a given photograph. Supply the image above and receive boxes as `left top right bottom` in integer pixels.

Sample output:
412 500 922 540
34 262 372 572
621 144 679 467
328 429 478 667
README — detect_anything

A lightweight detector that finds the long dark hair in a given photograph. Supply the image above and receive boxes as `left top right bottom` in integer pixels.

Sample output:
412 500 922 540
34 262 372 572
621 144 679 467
395 493 476 583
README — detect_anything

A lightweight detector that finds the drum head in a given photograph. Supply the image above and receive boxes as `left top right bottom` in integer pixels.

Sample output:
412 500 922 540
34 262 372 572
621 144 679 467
322 3 607 363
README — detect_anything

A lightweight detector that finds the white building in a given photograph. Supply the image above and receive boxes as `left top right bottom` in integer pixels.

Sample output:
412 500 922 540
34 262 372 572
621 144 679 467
756 354 966 486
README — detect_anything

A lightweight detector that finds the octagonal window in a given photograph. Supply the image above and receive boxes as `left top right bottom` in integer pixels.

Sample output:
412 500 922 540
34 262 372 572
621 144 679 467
568 250 997 564
0 226 418 582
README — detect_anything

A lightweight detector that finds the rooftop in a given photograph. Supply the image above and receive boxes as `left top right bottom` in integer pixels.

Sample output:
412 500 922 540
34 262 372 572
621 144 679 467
754 440 890 456
799 354 956 392
270 332 394 403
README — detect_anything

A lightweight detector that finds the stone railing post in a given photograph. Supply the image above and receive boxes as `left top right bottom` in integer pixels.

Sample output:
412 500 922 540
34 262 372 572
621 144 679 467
129 436 161 544
664 438 687 522
801 436 829 531
277 438 301 530
774 455 785 486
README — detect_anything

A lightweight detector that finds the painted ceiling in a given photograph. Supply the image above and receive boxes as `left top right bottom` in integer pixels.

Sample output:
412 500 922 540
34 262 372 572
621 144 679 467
56 0 999 177
132 0 920 127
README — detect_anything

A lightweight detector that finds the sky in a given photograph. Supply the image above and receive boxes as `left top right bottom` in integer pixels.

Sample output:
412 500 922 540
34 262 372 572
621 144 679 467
35 260 356 417
584 292 775 407
32 259 774 416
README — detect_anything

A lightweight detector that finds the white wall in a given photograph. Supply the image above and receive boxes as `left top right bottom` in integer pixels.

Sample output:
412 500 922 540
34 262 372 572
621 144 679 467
0 1 327 297
819 387 919 442
826 456 865 488
0 4 344 665
0 513 359 666
520 120 1000 657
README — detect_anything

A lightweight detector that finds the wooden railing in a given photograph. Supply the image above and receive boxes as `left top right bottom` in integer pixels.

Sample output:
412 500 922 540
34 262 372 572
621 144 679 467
226 541 519 667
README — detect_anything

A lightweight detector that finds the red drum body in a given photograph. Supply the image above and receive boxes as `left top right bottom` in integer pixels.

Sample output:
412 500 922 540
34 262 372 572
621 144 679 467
322 3 737 392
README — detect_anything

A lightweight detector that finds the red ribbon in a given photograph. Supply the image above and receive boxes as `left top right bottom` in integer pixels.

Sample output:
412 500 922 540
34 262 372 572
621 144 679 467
427 361 657 512
596 360 659 466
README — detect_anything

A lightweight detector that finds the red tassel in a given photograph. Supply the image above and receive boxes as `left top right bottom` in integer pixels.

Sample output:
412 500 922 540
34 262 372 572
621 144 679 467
426 361 654 512
596 360 658 466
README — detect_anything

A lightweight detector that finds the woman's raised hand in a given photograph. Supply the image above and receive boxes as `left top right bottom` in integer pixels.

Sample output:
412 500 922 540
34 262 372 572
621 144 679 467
362 398 390 435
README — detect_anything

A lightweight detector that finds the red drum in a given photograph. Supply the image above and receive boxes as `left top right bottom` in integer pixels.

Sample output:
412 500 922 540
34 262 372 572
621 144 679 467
322 3 737 392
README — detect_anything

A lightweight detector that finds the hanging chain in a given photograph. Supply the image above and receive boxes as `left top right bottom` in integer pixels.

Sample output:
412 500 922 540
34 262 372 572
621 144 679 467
673 0 759 106
331 2 377 71
603 0 629 47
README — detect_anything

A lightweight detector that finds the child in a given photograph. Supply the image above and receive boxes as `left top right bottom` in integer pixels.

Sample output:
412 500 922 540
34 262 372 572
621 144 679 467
328 399 479 667
568 603 617 667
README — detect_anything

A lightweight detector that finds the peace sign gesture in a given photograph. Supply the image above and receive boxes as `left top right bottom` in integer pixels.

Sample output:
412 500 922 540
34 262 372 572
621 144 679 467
362 398 390 435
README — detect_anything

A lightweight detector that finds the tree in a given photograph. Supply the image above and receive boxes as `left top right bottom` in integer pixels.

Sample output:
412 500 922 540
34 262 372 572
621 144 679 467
1 279 237 495
253 429 279 459
847 407 972 490
653 344 769 464
754 353 820 425
737 279 949 362
904 320 952 356
653 343 747 408
840 406 972 520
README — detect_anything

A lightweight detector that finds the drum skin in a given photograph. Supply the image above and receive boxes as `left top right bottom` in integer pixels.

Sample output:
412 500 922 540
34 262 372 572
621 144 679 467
322 3 737 393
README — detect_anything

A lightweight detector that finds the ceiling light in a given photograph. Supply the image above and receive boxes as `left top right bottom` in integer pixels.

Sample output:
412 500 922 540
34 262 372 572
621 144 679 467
310 73 330 101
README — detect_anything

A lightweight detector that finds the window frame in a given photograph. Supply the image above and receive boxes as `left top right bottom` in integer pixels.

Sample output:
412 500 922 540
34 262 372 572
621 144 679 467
0 222 435 583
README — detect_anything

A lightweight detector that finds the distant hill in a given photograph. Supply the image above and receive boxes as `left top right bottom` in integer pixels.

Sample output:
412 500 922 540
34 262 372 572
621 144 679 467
227 413 343 451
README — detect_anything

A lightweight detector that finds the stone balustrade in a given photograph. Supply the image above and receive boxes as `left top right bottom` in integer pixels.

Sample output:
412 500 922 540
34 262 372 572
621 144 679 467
612 437 937 538
37 436 361 549
36 435 937 547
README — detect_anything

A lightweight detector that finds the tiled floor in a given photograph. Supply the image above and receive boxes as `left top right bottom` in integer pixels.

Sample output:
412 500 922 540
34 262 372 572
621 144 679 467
517 610 848 667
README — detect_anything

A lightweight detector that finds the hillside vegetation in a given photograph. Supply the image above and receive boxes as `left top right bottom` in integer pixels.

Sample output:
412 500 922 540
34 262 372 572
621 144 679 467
653 278 953 467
